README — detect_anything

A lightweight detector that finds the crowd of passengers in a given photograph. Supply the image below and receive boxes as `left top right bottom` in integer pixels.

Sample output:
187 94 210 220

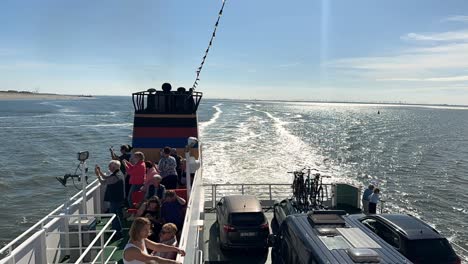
95 144 200 264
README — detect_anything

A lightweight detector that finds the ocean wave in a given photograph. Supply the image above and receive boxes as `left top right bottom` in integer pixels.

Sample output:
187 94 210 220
200 103 223 132
2 123 133 129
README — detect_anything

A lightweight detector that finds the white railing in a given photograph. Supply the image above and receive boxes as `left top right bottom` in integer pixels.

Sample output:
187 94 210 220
0 179 112 264
177 167 204 264
204 183 293 210
46 213 117 264
0 179 101 258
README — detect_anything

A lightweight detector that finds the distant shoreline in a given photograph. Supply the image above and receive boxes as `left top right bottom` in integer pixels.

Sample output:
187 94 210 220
0 91 92 100
206 98 468 108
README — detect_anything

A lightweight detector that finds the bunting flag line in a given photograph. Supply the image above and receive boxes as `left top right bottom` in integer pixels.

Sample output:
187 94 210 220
191 0 226 90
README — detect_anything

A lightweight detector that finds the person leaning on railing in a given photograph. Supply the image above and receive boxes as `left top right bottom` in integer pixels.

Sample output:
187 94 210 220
368 188 381 214
123 217 185 264
362 184 374 214
154 223 179 260
183 144 200 187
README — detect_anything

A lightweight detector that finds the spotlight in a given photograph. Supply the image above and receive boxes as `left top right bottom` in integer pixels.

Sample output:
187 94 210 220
77 151 89 162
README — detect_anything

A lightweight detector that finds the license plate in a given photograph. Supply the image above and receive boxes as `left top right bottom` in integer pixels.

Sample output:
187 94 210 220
240 232 256 237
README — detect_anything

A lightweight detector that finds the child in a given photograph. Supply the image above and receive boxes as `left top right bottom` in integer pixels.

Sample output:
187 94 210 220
368 188 380 214
154 223 179 260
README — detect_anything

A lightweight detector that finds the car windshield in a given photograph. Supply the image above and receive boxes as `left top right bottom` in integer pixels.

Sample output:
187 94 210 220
230 213 264 226
407 239 456 260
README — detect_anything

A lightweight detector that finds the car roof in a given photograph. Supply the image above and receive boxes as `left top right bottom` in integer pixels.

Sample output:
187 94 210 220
369 214 443 240
224 195 262 213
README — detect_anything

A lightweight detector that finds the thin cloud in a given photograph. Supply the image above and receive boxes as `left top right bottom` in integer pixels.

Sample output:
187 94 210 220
401 30 468 42
444 15 468 23
0 48 18 57
326 25 468 96
378 75 468 82
277 62 301 68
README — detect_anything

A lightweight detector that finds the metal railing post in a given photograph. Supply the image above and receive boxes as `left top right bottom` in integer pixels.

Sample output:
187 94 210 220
269 185 272 201
78 218 83 260
379 200 385 214
241 184 244 195
100 230 105 264
212 185 216 208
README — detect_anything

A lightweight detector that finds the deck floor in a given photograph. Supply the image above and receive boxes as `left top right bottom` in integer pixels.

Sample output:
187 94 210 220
203 212 273 264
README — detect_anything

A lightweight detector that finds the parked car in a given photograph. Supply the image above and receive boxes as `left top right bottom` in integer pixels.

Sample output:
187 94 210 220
347 214 461 264
216 195 269 249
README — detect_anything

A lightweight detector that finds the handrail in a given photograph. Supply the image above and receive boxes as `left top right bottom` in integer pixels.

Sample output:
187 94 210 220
204 183 293 210
44 213 116 264
452 242 468 254
177 146 204 264
53 214 115 264
0 179 101 256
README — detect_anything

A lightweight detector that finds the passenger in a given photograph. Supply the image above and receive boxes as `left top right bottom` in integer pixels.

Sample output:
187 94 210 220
362 184 374 214
170 148 183 186
158 147 178 189
154 223 179 260
145 161 160 179
368 188 380 214
94 160 124 238
184 144 200 187
123 217 185 264
123 152 146 207
179 159 187 186
110 144 132 198
137 196 163 242
142 174 166 200
161 190 186 231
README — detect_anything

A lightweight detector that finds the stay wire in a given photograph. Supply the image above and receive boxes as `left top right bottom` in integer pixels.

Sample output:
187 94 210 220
191 0 226 90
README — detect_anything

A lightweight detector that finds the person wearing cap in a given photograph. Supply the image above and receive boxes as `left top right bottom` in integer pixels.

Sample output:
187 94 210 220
362 184 374 214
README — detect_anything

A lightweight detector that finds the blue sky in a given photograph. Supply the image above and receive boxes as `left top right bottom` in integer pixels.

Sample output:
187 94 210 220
1 0 468 104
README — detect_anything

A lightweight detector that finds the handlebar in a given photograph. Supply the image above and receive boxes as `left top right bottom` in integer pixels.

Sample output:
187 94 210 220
64 174 80 178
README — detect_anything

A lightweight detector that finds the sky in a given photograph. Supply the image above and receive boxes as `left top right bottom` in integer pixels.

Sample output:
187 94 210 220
1 0 468 105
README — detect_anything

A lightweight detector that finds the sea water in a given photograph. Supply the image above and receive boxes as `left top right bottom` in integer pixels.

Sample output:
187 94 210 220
0 96 467 258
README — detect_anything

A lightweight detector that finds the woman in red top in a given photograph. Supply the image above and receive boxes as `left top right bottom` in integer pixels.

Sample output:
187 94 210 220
123 151 146 207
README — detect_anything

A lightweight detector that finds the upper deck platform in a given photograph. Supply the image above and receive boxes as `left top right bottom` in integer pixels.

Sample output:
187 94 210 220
132 84 202 115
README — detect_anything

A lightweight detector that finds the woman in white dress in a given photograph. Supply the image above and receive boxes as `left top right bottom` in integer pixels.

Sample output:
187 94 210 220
123 217 185 264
